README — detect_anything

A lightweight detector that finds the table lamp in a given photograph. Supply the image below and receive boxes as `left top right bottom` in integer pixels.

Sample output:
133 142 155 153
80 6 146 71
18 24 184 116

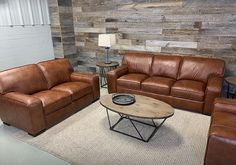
98 34 116 64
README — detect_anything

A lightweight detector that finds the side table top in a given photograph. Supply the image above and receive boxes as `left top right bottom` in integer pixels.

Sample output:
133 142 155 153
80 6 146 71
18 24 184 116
100 94 174 119
225 76 236 85
96 61 119 67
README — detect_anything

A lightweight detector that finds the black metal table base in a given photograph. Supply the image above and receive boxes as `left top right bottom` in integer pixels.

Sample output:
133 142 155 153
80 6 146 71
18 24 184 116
98 66 118 88
227 83 236 98
106 109 167 142
99 67 108 88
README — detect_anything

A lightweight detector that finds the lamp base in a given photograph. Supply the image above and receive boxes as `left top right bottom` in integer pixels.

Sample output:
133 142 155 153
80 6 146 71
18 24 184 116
104 47 111 64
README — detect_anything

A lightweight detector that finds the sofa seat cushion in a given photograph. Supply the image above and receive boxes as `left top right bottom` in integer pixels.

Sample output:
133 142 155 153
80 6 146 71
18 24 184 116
141 76 175 95
212 111 236 129
171 80 205 101
52 82 92 101
33 90 71 115
117 73 148 90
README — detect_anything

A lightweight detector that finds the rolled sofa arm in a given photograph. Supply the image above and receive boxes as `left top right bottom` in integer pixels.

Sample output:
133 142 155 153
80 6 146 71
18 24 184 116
204 125 236 165
70 72 100 100
204 98 236 165
203 76 223 115
107 65 128 93
213 98 236 114
0 92 46 136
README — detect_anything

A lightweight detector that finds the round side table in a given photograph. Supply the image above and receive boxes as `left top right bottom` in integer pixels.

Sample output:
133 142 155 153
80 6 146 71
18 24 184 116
96 61 119 88
225 76 236 98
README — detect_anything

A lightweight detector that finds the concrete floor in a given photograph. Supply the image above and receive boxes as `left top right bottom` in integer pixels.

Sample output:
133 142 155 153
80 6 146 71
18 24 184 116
0 121 70 165
0 89 108 165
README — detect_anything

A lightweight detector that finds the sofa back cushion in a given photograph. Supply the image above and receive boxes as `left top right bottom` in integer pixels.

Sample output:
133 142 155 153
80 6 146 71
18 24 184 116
37 58 73 89
0 64 47 94
178 56 225 83
122 53 153 75
151 54 182 79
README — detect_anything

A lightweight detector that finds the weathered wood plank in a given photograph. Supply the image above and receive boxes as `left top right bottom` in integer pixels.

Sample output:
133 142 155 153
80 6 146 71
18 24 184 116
47 0 236 79
146 40 198 49
118 28 162 34
118 1 184 11
74 27 106 33
48 0 76 58
113 45 161 52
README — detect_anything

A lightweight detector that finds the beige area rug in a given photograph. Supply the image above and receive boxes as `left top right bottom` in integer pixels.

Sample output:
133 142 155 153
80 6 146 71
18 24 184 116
6 98 211 165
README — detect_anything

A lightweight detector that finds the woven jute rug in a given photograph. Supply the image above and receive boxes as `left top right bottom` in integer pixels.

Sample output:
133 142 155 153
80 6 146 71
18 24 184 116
7 96 210 165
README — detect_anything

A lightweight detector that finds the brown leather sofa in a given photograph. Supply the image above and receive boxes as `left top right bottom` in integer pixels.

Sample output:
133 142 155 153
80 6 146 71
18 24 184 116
107 53 225 115
0 58 100 136
204 98 236 165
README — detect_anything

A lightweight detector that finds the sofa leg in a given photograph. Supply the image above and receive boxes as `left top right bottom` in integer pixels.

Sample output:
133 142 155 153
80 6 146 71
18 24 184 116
3 122 11 126
28 129 45 137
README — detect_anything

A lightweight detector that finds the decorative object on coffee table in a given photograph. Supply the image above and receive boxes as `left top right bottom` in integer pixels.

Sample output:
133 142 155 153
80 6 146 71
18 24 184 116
96 61 119 88
100 94 174 142
112 93 135 105
225 76 236 98
98 34 116 64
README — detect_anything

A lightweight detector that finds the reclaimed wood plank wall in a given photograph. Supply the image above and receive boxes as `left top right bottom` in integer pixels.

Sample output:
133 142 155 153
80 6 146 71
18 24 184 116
48 0 77 66
71 0 236 77
48 0 63 58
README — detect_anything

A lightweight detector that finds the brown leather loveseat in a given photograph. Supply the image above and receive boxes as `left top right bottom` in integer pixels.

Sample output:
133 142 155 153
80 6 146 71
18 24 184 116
107 53 225 115
0 58 99 136
204 98 236 165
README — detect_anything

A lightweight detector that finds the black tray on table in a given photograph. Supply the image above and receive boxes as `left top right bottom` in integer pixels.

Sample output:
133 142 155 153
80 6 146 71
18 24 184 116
112 93 135 105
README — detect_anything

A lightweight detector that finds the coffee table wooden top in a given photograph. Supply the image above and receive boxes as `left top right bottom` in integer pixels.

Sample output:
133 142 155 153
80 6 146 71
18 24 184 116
100 94 174 119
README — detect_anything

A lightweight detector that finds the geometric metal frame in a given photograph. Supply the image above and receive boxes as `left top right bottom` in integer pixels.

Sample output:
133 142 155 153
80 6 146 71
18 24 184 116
99 67 109 88
227 82 236 98
96 62 119 88
105 108 167 142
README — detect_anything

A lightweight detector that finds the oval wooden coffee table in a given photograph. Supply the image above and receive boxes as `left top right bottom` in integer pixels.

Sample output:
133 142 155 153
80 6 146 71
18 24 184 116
100 94 174 142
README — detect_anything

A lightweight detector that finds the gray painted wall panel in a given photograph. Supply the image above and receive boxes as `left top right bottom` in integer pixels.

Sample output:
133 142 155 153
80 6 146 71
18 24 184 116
0 26 54 70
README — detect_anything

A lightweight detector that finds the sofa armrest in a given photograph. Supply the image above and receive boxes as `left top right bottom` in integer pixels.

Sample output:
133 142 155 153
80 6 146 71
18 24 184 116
213 98 236 114
205 98 236 165
203 76 223 115
70 72 100 100
0 92 45 136
107 65 129 93
4 92 42 106
204 125 236 165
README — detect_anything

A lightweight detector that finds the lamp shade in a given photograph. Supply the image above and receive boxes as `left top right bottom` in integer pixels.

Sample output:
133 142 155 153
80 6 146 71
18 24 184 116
98 34 116 48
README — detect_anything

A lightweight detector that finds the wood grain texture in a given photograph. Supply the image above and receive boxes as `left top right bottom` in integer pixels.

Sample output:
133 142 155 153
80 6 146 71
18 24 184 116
48 0 77 60
46 0 236 79
70 0 236 76
100 94 174 119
